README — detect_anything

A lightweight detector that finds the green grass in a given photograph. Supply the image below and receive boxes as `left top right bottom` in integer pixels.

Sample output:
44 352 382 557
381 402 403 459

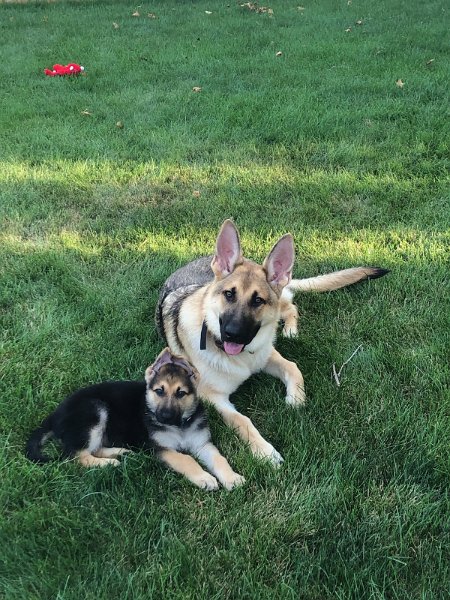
1 0 449 598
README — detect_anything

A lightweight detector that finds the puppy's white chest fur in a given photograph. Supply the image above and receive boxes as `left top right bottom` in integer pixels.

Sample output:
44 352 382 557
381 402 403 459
152 423 209 454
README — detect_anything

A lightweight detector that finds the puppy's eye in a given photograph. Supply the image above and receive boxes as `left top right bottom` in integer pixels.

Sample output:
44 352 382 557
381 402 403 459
153 388 164 397
253 296 266 306
176 390 187 399
223 290 234 301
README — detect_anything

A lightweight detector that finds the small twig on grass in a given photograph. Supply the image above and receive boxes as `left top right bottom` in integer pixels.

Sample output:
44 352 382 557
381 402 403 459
332 344 363 386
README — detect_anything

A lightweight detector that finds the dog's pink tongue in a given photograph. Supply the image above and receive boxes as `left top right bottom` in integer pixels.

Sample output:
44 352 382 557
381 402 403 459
223 342 245 355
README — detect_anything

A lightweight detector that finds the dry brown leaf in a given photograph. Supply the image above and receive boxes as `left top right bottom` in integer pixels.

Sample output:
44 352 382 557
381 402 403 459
396 79 404 88
241 2 272 13
81 110 92 116
347 0 352 5
426 58 435 66
205 10 212 14
345 27 352 32
147 13 157 19
112 22 120 29
192 190 201 198
297 6 305 10
276 51 283 56
132 10 140 17
192 86 202 92
355 19 363 25
116 121 124 129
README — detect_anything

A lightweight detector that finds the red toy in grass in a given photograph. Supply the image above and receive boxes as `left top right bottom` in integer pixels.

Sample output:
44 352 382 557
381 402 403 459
44 63 85 77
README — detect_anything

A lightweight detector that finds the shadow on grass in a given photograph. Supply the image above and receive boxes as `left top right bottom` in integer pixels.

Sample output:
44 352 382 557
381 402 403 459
1 158 449 241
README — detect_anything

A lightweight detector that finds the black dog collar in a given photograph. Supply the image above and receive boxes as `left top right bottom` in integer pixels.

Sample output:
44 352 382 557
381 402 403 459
200 320 225 351
200 320 208 350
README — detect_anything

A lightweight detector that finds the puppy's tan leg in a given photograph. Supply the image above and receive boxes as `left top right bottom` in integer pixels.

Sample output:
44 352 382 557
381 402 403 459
158 449 219 490
77 450 120 467
280 298 299 337
195 443 246 490
205 392 283 466
93 447 132 459
263 348 306 406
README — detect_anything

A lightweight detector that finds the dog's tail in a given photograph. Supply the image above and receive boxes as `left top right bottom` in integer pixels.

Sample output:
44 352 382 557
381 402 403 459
283 267 389 300
25 415 54 463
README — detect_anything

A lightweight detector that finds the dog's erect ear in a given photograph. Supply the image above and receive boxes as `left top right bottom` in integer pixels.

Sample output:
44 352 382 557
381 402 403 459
211 219 243 279
263 234 295 292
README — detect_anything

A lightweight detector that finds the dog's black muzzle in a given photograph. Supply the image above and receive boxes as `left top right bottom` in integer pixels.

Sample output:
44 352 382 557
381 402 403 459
155 408 182 427
219 314 261 346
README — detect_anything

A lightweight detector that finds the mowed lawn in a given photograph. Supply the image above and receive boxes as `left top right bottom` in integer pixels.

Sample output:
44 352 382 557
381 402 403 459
1 0 449 598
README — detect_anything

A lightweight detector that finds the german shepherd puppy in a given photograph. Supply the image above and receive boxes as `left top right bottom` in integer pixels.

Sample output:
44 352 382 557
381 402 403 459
156 220 388 465
25 347 245 490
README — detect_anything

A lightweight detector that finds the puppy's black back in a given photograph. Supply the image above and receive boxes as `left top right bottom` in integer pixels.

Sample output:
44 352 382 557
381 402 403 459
58 381 149 450
27 381 150 461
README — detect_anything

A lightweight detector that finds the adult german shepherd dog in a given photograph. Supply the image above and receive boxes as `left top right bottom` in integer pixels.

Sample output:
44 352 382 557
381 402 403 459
156 220 388 465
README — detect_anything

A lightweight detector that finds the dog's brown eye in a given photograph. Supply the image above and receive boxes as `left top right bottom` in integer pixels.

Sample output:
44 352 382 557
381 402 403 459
154 388 164 396
176 389 187 399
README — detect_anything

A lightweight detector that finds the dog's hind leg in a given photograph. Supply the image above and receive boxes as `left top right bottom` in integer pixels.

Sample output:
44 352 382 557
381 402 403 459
206 392 284 466
76 450 120 467
158 449 219 490
279 299 299 338
93 447 132 459
263 348 306 406
195 443 246 490
74 409 122 467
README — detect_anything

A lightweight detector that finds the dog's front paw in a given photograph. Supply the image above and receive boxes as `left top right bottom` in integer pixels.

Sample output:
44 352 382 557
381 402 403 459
221 472 246 491
286 386 306 407
253 443 284 467
269 448 284 467
193 472 219 491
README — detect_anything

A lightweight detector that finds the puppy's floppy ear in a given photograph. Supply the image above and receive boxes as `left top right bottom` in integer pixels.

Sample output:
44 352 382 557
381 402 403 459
211 219 243 279
171 354 199 382
263 233 295 292
145 347 172 384
145 365 155 386
145 348 199 384
188 364 200 384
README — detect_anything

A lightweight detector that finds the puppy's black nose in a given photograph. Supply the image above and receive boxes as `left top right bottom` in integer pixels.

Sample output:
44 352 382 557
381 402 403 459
156 408 179 426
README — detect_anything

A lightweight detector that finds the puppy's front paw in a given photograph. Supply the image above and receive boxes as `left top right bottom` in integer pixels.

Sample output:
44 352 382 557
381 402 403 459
193 472 219 491
221 472 246 491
